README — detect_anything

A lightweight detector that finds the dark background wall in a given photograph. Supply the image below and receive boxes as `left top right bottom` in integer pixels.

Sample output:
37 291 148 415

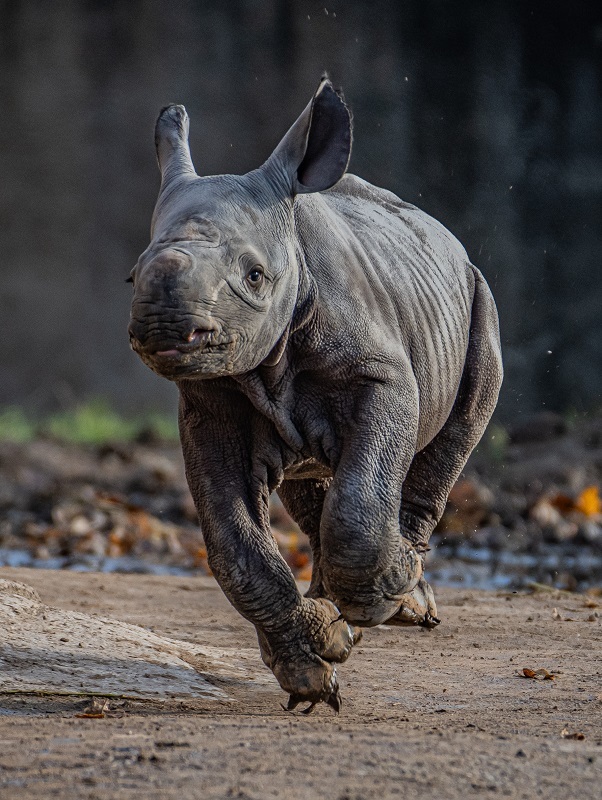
1 0 601 420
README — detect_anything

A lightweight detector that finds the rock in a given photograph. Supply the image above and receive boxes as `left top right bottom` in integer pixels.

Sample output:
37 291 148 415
0 579 273 699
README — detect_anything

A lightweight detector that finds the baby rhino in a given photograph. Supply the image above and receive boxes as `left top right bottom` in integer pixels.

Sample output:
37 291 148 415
129 79 503 712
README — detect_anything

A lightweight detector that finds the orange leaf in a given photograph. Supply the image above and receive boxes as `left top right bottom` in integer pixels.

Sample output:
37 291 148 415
297 565 313 582
290 551 310 569
522 668 536 678
522 667 554 680
75 713 105 719
575 486 601 517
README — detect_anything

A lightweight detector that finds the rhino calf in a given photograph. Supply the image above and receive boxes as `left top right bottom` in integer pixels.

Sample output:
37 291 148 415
129 80 503 712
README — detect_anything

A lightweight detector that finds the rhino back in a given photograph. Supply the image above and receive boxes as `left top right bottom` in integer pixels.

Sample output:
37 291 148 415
294 174 477 446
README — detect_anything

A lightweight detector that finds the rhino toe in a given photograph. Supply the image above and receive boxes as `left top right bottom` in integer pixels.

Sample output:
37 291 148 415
386 577 440 628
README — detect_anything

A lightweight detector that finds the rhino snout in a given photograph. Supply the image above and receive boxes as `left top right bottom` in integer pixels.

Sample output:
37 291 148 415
128 317 218 357
128 308 219 359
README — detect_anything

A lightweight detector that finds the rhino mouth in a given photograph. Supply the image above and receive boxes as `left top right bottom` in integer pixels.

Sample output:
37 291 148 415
131 334 238 380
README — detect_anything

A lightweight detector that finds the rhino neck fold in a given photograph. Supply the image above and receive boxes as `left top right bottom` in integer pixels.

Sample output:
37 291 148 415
233 369 303 453
290 264 318 335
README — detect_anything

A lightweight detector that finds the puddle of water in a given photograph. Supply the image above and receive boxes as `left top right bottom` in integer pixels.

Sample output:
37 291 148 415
426 543 602 591
1 544 600 591
0 548 192 577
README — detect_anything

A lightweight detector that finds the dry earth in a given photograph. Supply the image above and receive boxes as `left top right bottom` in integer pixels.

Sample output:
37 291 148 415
0 567 600 799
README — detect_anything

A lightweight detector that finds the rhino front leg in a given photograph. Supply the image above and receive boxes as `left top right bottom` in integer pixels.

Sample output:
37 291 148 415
320 379 424 627
179 389 357 710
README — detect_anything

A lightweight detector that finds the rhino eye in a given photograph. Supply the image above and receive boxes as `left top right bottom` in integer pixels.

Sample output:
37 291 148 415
246 266 264 289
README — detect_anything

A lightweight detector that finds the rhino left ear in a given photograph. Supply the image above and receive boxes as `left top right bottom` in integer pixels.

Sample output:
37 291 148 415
266 78 352 195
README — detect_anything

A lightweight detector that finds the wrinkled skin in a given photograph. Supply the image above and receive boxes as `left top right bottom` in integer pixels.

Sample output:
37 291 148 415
129 80 503 712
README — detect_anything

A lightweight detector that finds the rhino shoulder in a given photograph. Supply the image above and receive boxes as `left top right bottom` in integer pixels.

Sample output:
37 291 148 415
309 174 471 272
325 173 418 213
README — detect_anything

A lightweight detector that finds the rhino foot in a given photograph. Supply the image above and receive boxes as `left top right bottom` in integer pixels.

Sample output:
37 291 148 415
260 598 362 713
386 577 440 629
283 669 342 715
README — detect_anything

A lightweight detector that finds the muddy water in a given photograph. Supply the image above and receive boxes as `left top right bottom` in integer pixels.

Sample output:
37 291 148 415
2 541 601 592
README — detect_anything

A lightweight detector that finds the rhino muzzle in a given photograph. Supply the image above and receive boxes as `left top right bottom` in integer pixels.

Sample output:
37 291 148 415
128 306 234 379
128 317 216 356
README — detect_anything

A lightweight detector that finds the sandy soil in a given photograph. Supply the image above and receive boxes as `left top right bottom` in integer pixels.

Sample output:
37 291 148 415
0 567 600 799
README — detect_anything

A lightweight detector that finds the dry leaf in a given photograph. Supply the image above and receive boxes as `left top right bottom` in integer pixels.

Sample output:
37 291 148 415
552 607 562 620
522 667 555 680
548 493 575 514
297 564 313 582
560 728 585 740
75 698 110 718
522 668 536 678
575 486 601 518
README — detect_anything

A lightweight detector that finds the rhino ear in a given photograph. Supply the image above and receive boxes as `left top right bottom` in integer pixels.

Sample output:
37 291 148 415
155 104 197 188
266 79 352 195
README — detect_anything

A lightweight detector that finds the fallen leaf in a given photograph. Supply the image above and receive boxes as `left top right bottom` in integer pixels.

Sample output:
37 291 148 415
575 486 601 518
560 728 585 740
297 564 313 582
548 493 574 514
75 697 110 718
522 667 555 680
552 607 562 620
523 668 536 678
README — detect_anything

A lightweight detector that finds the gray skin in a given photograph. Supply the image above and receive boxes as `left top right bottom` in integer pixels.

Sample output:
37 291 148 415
128 79 503 713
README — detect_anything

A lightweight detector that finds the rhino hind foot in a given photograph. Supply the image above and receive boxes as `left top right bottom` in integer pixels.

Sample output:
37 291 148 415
386 577 440 629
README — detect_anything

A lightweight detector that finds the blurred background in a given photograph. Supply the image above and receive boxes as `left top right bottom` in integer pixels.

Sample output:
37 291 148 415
1 0 601 420
1 1 602 588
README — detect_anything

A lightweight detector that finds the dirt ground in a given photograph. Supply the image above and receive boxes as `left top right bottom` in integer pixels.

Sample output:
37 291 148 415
0 567 600 799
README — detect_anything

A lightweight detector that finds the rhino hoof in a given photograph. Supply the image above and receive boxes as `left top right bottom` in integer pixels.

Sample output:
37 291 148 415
386 577 440 629
283 683 342 715
279 660 342 715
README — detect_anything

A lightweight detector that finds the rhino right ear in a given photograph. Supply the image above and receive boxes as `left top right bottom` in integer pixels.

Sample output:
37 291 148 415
155 104 197 189
265 79 352 195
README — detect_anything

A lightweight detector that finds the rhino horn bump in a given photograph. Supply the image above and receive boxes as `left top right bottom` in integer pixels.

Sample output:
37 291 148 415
155 103 196 184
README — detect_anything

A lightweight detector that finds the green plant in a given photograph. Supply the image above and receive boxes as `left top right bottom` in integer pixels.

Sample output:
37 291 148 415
43 400 138 444
484 422 509 463
0 406 36 442
143 411 179 441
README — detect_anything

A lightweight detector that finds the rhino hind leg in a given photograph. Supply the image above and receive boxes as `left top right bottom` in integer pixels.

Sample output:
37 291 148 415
275 478 364 711
385 576 440 629
389 269 503 628
277 478 330 599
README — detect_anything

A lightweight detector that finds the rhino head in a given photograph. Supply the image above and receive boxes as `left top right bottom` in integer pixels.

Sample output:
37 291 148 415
128 79 351 380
